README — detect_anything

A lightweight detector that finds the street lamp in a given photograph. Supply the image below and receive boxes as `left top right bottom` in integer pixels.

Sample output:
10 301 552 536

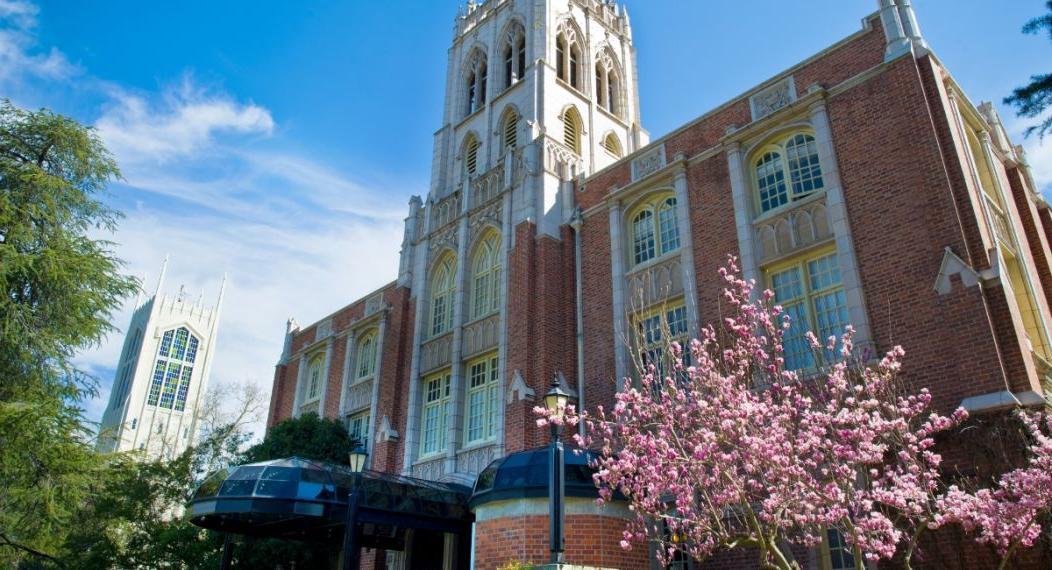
544 380 572 565
341 443 368 570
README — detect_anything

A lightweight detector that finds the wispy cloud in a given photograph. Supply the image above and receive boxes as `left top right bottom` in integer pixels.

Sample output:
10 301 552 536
0 0 74 88
0 1 412 439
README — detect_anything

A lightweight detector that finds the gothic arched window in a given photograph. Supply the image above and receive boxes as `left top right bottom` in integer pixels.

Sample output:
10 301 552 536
464 134 481 175
595 50 622 116
146 326 199 412
430 255 456 337
355 331 377 380
471 232 502 319
305 353 325 403
501 21 527 90
629 194 681 266
464 48 488 117
556 21 583 90
500 108 519 151
603 133 623 158
752 131 824 214
562 106 583 155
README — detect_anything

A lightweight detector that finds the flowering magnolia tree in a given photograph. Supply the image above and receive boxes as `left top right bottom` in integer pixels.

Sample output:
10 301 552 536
936 412 1052 568
538 259 974 569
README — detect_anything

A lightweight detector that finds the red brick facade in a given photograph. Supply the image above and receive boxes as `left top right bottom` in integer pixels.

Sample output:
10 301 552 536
265 3 1050 569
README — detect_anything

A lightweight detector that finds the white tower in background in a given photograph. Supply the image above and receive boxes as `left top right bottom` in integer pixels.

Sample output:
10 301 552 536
97 258 225 461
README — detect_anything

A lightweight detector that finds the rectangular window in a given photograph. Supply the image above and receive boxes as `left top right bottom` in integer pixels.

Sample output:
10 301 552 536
174 365 193 411
465 354 500 444
431 295 448 337
421 371 452 456
159 363 181 409
347 411 371 447
824 529 857 570
636 302 690 386
767 250 848 370
147 360 166 406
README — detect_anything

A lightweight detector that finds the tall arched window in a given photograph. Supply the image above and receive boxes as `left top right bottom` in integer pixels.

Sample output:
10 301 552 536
355 331 377 380
471 232 502 319
464 134 481 175
146 326 199 412
595 50 622 116
305 353 325 404
430 255 456 337
752 131 825 214
501 21 526 90
562 106 583 155
464 48 488 116
629 194 680 266
500 108 519 152
603 133 622 158
555 21 582 90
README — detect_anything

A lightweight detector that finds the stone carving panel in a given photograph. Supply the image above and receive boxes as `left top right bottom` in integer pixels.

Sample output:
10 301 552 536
364 293 383 316
625 256 684 308
412 457 447 481
430 192 461 230
469 201 503 242
750 77 796 121
456 444 499 478
755 197 833 263
631 144 666 182
344 379 372 413
421 334 453 373
471 162 505 207
315 318 333 341
463 314 500 358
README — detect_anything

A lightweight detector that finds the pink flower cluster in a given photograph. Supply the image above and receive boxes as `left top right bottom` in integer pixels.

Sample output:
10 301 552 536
553 258 974 568
935 412 1052 557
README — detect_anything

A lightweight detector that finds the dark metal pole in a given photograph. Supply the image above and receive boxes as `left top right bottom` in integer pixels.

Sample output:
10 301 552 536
341 474 361 570
549 422 565 565
220 533 234 570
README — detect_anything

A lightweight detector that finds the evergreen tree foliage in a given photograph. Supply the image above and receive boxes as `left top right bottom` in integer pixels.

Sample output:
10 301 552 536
1005 1 1052 138
243 412 356 465
0 99 136 566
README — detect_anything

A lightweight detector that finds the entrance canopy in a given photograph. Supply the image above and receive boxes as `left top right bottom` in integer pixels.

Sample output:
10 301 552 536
190 457 473 547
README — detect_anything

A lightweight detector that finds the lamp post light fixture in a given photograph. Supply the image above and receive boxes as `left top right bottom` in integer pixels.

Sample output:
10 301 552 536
543 380 572 565
341 443 368 570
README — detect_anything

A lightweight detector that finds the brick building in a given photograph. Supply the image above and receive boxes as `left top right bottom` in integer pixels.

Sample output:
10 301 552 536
264 0 1052 568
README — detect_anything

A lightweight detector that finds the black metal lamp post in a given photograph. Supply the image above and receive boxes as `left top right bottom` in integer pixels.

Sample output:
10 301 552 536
543 380 572 565
341 444 369 570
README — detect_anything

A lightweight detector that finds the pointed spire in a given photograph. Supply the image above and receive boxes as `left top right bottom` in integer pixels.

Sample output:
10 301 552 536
133 271 146 308
154 255 169 296
216 273 228 311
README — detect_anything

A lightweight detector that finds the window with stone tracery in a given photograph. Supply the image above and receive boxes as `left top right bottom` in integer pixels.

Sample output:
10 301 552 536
595 49 622 117
628 193 680 266
430 255 456 337
355 330 377 380
471 231 502 320
146 326 199 412
752 130 825 214
464 133 481 175
464 48 488 116
501 21 526 90
500 108 519 152
555 21 582 90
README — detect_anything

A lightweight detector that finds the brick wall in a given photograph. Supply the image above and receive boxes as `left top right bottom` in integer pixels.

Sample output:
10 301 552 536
474 513 647 570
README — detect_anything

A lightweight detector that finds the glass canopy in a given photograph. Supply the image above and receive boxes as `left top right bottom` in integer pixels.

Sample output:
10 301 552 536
469 447 601 508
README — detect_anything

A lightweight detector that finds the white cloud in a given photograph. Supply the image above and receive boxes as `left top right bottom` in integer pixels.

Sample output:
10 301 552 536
95 77 275 165
0 0 74 87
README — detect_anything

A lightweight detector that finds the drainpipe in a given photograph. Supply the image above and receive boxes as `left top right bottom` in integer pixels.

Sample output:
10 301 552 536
570 207 586 438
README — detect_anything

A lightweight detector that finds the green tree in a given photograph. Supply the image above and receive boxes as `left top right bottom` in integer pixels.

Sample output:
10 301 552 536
1005 1 1052 137
243 412 356 464
0 99 137 566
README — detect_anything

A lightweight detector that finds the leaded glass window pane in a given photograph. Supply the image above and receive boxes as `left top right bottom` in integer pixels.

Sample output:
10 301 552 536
150 327 201 410
633 210 656 264
785 134 824 198
658 198 680 254
159 330 174 358
757 151 788 213
159 363 181 409
148 360 166 405
175 365 193 411
422 374 450 455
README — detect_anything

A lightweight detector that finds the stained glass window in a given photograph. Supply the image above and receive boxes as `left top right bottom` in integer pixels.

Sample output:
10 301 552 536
148 326 199 411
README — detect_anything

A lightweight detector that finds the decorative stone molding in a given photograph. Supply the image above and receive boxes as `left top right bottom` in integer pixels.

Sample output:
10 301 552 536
630 144 666 181
543 136 584 179
471 161 506 207
377 414 399 442
753 195 833 263
506 370 535 403
429 224 458 255
315 318 333 341
463 314 501 358
456 444 498 477
343 378 372 413
430 192 461 230
412 456 447 481
749 76 796 122
934 247 981 295
421 333 454 373
364 293 383 317
625 256 684 309
469 201 503 242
